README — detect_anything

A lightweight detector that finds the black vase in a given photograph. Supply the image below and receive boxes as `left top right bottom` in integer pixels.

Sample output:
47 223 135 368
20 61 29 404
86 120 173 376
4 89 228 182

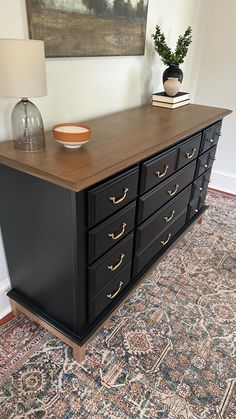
162 65 183 84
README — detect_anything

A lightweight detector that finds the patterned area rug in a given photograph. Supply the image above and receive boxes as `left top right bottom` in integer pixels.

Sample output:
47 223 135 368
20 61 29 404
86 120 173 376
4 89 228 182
0 191 235 419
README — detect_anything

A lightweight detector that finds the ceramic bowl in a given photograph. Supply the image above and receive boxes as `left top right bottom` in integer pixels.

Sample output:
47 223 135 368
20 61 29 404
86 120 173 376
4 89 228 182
52 123 91 149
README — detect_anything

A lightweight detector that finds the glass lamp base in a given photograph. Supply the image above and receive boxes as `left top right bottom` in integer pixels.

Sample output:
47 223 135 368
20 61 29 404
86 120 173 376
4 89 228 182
12 99 46 152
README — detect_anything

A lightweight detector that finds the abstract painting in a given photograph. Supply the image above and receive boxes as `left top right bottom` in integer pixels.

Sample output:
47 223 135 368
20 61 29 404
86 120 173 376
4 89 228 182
26 0 149 57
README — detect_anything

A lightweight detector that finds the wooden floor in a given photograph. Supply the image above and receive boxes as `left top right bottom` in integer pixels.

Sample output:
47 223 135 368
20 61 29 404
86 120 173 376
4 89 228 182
0 312 15 326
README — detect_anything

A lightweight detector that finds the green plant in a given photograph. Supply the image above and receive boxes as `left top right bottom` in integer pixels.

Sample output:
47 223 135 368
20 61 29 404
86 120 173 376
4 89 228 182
151 26 192 66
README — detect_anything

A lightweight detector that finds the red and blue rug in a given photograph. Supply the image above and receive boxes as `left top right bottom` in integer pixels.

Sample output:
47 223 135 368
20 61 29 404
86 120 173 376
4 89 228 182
0 191 235 418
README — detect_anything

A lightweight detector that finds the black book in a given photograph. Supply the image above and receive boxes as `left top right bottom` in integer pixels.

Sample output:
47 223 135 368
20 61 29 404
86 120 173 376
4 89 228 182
152 91 189 104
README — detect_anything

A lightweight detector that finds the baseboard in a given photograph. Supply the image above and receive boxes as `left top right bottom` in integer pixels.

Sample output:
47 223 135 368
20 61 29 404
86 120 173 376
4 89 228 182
210 170 236 195
0 277 11 319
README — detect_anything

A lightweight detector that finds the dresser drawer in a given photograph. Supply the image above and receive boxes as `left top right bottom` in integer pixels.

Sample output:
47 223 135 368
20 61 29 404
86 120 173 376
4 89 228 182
200 121 222 154
191 168 211 201
89 264 132 321
137 160 196 224
176 133 201 169
88 202 136 264
195 146 216 178
134 211 187 276
88 167 139 228
140 147 177 194
89 233 134 296
135 186 191 253
188 196 206 219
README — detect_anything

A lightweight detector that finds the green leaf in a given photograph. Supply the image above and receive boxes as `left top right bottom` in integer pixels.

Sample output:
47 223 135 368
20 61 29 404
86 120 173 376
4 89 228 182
151 25 192 66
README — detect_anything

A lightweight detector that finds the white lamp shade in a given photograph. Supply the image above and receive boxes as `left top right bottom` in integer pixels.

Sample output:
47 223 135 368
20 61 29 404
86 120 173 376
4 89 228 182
0 39 47 98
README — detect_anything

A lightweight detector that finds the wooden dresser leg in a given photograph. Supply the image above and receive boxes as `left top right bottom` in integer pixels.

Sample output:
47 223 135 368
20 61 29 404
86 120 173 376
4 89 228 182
10 299 20 316
73 344 85 363
197 216 203 225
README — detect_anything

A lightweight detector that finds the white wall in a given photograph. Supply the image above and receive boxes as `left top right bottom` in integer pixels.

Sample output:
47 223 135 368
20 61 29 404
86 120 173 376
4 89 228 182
0 0 214 317
0 0 204 139
194 0 236 194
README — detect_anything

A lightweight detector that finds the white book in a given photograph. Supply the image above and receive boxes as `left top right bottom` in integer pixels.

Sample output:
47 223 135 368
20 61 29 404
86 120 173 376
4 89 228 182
152 99 190 109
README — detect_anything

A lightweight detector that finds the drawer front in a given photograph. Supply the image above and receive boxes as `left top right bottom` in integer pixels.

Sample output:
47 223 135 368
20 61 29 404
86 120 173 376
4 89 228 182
188 196 206 220
88 202 136 264
140 147 177 194
135 186 191 253
89 233 134 296
200 121 222 154
191 168 211 201
176 133 201 169
89 265 132 321
88 166 139 228
138 160 196 224
195 146 216 178
134 211 187 276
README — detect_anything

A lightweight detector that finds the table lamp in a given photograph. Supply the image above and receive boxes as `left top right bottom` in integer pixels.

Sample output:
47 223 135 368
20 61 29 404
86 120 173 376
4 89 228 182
0 39 47 152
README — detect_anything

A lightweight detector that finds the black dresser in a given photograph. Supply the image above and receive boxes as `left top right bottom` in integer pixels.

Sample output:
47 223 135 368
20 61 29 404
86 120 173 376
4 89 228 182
0 104 231 361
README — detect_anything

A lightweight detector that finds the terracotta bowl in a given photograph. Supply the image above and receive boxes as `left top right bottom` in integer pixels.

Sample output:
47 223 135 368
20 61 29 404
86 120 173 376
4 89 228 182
52 123 91 149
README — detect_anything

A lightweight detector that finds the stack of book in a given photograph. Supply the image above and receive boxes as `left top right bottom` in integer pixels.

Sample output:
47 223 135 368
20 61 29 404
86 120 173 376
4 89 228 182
152 91 189 109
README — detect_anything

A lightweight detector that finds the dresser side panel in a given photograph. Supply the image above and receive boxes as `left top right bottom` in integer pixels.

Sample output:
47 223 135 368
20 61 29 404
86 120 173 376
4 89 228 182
0 164 76 331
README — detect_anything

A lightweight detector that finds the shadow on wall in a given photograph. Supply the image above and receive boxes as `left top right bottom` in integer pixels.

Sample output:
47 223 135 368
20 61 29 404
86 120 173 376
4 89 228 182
140 38 158 105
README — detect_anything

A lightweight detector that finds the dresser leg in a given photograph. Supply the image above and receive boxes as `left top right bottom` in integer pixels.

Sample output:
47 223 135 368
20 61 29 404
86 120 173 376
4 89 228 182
9 298 86 363
73 344 85 363
197 216 203 225
10 299 20 316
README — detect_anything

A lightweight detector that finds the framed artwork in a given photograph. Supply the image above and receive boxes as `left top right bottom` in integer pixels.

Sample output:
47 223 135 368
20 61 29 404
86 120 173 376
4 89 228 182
26 0 149 58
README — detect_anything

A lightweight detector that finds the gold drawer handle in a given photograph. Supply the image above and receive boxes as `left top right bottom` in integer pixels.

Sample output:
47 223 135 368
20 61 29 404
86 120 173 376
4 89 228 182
107 253 125 271
107 281 123 299
164 209 175 222
110 188 129 204
155 165 169 178
194 209 199 213
201 164 208 169
168 184 179 196
185 148 196 159
198 187 203 191
208 138 214 143
108 223 126 240
161 233 172 246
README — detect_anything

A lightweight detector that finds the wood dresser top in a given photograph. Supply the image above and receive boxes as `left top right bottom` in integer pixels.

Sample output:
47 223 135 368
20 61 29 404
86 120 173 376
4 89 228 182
0 104 232 192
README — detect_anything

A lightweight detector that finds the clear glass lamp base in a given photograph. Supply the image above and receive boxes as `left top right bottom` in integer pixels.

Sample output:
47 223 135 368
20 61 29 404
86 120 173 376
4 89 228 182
12 99 46 152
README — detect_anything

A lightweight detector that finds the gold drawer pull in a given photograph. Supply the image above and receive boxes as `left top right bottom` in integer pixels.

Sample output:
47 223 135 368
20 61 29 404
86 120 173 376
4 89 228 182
108 223 126 240
198 187 203 191
107 253 125 271
201 164 208 169
185 148 196 159
110 188 129 204
208 138 214 143
155 165 169 178
164 210 175 222
168 184 179 196
161 233 172 246
194 209 199 213
107 281 123 299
